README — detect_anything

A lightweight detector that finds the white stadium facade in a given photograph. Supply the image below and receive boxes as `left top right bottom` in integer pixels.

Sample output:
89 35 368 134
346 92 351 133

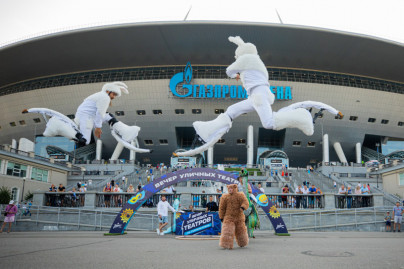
0 21 403 166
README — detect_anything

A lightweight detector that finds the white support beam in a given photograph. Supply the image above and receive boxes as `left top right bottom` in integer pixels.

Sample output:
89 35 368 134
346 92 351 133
208 146 214 168
323 134 329 163
333 142 348 164
110 142 124 161
96 140 102 161
355 143 361 164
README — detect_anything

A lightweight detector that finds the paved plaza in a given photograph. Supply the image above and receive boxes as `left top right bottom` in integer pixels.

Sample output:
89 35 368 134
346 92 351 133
0 231 403 269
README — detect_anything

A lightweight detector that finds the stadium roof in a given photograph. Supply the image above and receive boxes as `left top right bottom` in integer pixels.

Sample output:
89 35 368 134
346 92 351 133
1 21 403 88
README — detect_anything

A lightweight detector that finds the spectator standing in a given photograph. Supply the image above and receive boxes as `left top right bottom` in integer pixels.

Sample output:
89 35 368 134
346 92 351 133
333 181 337 189
49 184 57 206
385 211 392 232
70 187 78 207
361 184 370 207
113 184 122 207
206 196 218 212
157 195 175 235
346 186 353 209
201 191 207 208
301 185 309 208
103 182 112 208
392 202 404 232
295 185 303 208
257 183 265 193
57 183 66 206
338 185 347 208
127 184 135 193
354 185 362 207
316 187 323 208
308 184 317 209
281 185 289 208
0 200 18 233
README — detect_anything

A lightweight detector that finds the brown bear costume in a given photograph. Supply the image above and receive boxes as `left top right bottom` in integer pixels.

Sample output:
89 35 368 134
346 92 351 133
219 184 249 249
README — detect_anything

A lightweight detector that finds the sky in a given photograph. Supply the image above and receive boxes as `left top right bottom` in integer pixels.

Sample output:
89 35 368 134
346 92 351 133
0 0 403 48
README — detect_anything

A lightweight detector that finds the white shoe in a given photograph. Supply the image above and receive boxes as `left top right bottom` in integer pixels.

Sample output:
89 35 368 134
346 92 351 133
43 117 77 140
273 108 314 136
113 122 140 141
160 232 165 236
193 113 232 142
156 228 160 235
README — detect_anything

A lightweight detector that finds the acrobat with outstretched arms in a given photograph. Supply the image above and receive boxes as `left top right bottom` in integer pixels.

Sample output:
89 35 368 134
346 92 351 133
175 36 343 157
23 82 151 153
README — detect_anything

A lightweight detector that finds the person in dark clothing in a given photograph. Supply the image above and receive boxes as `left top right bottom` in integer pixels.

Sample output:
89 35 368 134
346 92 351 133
206 196 218 212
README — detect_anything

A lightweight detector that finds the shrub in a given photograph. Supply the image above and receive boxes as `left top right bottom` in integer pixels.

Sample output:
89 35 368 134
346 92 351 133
24 191 34 201
0 186 11 204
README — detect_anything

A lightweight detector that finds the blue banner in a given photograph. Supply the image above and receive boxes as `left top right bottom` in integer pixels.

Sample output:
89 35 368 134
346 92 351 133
176 212 221 235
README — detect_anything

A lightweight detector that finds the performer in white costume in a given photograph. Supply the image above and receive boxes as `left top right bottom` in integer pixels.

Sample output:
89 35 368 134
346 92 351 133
23 82 145 151
74 82 128 146
176 36 343 157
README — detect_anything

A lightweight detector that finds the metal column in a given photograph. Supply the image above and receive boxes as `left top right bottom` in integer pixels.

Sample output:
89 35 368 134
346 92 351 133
247 125 254 168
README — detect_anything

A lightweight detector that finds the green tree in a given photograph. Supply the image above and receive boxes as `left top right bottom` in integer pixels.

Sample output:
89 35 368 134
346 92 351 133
0 186 11 204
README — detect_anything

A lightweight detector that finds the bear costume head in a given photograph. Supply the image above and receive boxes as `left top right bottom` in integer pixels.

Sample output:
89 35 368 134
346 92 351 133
227 184 239 194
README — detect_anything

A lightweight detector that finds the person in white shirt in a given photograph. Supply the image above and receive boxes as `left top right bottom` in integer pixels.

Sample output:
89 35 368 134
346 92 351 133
257 183 265 193
295 185 303 208
163 186 175 194
157 195 176 235
301 185 309 208
338 185 347 208
192 36 343 146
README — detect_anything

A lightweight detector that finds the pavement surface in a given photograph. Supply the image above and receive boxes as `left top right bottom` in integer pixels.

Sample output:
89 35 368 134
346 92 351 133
0 231 403 269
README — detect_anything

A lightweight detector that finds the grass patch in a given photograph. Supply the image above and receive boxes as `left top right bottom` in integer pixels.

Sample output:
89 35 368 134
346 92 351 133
104 232 127 236
275 233 290 236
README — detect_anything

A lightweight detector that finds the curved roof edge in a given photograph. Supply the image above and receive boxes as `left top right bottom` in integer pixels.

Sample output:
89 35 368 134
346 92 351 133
1 20 403 88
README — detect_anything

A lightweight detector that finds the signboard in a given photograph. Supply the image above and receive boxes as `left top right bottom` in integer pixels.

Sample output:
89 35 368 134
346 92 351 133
176 212 221 235
169 62 292 100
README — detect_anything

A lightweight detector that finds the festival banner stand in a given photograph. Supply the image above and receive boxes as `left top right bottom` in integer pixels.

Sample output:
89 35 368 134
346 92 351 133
106 168 289 236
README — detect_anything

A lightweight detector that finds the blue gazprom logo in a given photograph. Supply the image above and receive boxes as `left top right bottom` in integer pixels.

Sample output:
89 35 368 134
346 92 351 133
169 62 292 100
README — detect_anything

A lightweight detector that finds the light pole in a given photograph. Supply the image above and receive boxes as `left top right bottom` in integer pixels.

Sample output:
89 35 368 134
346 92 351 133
375 168 379 188
21 177 26 202
376 143 380 165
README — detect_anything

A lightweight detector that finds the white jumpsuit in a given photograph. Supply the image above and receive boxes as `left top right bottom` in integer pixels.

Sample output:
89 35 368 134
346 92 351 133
225 69 339 129
75 92 112 145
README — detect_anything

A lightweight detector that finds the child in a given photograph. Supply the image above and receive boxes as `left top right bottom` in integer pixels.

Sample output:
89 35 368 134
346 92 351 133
385 211 392 232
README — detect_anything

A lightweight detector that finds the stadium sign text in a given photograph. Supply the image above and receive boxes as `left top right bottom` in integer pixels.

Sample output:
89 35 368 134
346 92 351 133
169 62 292 100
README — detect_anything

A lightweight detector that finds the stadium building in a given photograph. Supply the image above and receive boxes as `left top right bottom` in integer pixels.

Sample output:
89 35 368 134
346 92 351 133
0 21 403 167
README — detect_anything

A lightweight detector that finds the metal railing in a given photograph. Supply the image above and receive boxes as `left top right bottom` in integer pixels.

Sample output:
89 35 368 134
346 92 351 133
95 193 181 208
0 204 159 232
267 194 325 209
45 192 85 207
0 144 81 170
335 194 373 209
